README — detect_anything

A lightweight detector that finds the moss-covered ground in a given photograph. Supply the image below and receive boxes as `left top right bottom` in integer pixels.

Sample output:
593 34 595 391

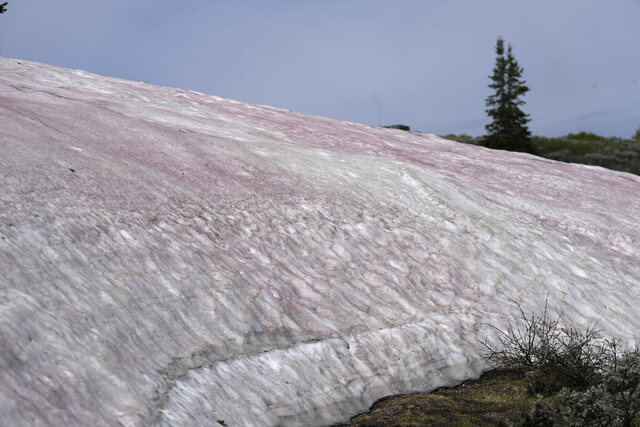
342 369 533 426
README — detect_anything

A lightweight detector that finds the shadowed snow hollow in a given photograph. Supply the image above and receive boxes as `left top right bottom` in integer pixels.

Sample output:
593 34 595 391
1 57 639 426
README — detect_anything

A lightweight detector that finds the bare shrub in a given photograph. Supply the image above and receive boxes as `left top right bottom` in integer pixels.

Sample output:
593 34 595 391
482 297 640 426
481 297 618 394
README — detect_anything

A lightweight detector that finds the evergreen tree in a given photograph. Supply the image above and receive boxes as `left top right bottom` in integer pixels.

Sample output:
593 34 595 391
0 2 7 14
484 37 534 153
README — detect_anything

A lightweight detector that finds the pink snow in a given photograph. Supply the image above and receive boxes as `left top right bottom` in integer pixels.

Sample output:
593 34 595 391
1 57 639 426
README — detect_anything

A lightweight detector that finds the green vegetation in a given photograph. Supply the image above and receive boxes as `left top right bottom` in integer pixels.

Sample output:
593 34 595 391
514 353 640 426
533 132 640 174
484 37 534 154
443 131 640 175
0 2 7 14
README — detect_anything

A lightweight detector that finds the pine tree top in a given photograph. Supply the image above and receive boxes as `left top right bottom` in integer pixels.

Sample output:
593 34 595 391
484 37 534 153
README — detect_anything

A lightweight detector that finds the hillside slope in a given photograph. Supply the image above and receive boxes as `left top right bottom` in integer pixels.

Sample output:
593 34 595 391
1 57 639 426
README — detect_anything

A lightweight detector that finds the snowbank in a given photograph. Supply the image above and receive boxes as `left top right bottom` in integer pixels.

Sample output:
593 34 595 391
1 57 638 426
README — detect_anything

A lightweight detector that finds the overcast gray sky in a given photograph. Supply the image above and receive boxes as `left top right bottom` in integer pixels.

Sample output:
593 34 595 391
1 0 639 137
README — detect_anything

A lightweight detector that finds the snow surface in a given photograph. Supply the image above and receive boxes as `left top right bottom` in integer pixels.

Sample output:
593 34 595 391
1 56 639 426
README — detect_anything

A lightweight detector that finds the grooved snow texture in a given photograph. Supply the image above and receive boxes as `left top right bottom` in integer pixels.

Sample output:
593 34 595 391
1 57 639 426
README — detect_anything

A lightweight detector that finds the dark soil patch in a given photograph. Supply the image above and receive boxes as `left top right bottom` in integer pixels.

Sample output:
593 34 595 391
340 369 533 426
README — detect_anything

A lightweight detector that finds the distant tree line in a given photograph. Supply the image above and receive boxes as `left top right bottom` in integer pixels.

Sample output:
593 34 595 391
442 131 640 176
